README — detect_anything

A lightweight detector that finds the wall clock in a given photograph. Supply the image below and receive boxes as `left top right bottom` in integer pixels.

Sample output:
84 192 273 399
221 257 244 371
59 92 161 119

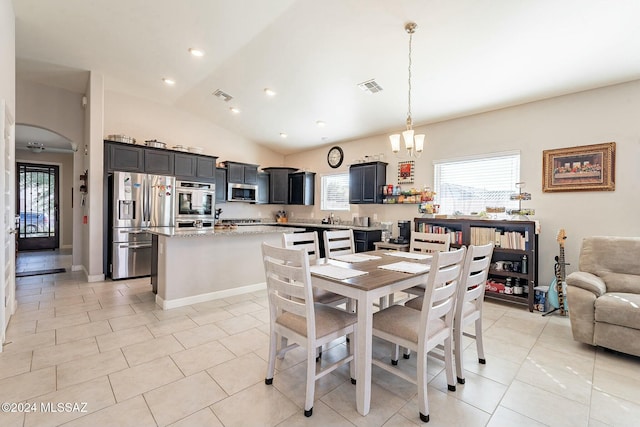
327 146 344 168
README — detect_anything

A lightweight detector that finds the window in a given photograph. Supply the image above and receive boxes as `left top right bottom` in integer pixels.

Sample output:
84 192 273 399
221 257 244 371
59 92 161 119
321 173 350 211
434 151 520 215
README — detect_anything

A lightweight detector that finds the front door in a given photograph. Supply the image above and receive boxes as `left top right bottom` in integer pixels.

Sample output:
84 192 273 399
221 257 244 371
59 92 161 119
16 163 60 251
1 100 16 349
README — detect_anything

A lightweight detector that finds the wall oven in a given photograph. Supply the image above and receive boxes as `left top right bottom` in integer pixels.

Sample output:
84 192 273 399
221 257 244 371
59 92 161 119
175 180 215 227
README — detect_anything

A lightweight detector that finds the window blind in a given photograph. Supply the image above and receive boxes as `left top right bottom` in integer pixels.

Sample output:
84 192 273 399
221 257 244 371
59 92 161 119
434 152 520 215
321 173 350 211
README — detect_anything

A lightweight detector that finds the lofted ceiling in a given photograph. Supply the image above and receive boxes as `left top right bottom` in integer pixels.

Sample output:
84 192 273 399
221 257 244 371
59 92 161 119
13 0 640 155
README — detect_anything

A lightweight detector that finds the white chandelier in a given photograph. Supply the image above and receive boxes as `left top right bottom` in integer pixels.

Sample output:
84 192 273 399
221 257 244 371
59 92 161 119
389 22 424 158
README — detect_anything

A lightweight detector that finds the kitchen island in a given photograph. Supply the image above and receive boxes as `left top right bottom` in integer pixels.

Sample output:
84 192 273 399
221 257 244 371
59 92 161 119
147 225 303 309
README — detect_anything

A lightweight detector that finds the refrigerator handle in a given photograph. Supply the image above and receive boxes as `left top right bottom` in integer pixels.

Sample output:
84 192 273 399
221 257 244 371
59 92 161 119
142 177 149 224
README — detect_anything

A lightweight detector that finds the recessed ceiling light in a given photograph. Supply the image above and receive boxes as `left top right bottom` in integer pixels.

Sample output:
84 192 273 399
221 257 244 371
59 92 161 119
264 88 276 97
280 133 287 138
188 48 205 57
316 120 326 127
163 78 175 86
230 107 241 114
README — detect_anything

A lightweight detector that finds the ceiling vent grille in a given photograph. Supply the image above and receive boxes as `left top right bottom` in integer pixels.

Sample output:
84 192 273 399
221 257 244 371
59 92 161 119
213 89 233 102
357 79 383 94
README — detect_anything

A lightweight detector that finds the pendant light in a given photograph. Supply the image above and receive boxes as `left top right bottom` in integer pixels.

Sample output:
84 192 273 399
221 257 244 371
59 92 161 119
390 22 424 158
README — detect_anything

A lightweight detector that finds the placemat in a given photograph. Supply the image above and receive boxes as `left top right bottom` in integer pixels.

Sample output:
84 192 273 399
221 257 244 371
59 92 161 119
310 264 368 280
384 251 432 260
378 261 430 274
331 253 381 263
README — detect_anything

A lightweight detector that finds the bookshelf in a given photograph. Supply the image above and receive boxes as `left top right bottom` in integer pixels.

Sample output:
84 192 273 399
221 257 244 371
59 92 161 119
414 217 539 311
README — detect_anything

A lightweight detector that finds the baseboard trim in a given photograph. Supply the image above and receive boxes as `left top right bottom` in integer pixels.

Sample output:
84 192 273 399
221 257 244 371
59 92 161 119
156 282 267 310
71 265 83 272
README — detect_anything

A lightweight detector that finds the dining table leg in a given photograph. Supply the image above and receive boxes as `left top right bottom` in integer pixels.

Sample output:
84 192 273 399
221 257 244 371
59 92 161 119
355 291 374 415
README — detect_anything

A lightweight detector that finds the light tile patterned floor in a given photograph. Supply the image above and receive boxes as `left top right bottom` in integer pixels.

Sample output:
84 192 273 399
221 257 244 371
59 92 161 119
1 250 640 426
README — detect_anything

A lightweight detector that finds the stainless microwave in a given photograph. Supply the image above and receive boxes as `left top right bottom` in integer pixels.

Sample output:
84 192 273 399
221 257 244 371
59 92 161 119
227 183 257 202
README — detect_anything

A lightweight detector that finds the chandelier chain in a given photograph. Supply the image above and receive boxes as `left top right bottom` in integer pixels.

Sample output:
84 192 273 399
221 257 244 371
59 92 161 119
407 30 413 129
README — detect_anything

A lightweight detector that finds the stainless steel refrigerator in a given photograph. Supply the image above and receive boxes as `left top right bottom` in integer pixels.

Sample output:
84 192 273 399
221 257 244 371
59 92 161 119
111 171 175 279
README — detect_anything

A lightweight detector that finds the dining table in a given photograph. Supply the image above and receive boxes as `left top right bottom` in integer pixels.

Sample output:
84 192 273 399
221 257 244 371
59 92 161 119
309 249 433 416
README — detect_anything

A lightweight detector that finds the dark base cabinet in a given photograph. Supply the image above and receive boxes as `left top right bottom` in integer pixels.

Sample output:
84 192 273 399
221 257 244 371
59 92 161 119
354 230 382 252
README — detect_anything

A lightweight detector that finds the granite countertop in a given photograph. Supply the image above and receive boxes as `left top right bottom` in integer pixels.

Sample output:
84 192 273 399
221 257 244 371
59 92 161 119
250 222 384 232
146 225 305 238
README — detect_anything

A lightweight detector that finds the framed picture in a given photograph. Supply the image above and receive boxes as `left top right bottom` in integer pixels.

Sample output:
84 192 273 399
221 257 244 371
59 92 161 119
397 160 415 184
542 142 615 192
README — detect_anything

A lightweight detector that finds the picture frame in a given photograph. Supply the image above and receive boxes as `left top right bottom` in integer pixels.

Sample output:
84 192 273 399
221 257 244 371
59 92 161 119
397 160 415 184
542 142 615 192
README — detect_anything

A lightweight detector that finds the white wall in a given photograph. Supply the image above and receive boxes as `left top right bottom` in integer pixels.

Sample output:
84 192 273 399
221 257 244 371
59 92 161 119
0 0 14 110
15 150 74 248
16 79 84 252
284 80 640 286
103 90 286 220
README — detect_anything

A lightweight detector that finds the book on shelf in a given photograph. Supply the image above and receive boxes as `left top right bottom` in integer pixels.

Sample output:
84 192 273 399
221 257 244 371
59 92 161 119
470 227 527 250
417 223 462 245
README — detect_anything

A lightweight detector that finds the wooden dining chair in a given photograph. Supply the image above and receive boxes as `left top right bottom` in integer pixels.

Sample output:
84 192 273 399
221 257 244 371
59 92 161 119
406 243 493 384
402 231 452 300
282 231 348 306
323 229 355 258
371 247 466 423
262 242 357 417
410 231 451 254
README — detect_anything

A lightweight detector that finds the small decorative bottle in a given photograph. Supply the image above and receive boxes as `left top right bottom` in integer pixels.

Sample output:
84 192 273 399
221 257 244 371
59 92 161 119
521 255 528 274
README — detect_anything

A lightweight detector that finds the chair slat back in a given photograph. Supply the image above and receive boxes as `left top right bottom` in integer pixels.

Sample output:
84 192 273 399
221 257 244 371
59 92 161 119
282 232 321 262
324 229 355 258
457 243 494 312
410 232 451 254
420 247 466 324
262 243 314 320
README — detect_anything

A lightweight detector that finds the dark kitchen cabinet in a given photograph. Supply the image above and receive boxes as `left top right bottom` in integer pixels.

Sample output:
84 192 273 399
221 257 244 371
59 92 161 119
263 167 297 204
349 161 387 204
227 162 258 185
215 168 227 204
257 172 269 204
354 230 382 252
144 148 174 175
289 171 315 205
106 142 144 172
174 153 197 177
196 156 217 180
174 153 218 182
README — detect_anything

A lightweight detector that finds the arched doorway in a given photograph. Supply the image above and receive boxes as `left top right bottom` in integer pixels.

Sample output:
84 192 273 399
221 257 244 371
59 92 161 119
15 125 76 251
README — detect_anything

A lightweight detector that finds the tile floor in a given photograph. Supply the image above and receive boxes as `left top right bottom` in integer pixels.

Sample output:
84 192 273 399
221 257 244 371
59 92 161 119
1 250 640 426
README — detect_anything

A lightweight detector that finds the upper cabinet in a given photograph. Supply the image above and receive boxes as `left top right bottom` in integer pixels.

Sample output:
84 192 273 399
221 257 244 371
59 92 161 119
215 168 227 204
227 161 258 185
349 161 387 204
256 172 270 204
174 153 217 181
263 167 297 204
144 147 174 176
106 142 144 172
105 141 217 180
289 171 315 205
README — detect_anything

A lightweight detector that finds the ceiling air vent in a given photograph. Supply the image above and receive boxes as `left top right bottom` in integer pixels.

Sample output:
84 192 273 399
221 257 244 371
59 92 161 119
357 79 383 94
213 89 233 102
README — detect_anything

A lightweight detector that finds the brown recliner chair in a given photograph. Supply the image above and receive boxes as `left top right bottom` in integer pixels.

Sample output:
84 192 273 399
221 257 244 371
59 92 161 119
566 236 640 356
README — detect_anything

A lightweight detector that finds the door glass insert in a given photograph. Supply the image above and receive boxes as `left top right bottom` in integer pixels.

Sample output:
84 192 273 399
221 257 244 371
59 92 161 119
17 163 59 250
